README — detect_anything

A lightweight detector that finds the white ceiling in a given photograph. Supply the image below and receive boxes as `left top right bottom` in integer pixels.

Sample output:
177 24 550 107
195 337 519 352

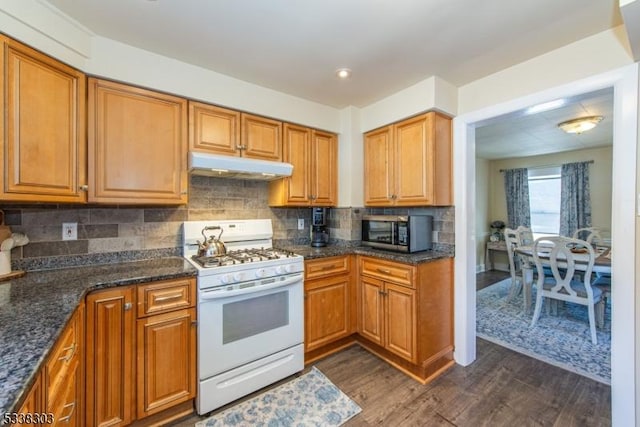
45 0 622 109
475 88 614 159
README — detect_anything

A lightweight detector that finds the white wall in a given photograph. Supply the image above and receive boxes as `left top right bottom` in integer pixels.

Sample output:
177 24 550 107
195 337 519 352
359 76 458 132
458 26 633 113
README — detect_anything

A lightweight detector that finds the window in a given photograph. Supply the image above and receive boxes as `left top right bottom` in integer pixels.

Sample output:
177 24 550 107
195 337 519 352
528 166 561 236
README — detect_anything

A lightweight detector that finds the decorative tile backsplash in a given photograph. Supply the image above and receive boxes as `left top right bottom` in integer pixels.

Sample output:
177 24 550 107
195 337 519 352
1 175 454 270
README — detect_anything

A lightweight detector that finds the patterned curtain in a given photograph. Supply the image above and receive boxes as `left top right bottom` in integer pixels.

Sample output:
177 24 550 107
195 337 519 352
560 161 592 237
503 168 531 228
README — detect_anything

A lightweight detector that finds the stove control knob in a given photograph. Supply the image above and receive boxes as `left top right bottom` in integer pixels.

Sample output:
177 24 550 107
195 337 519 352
220 274 234 285
233 272 245 282
277 264 293 274
255 268 266 278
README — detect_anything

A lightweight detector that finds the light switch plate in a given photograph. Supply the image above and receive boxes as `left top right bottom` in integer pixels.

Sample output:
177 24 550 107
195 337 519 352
297 219 304 230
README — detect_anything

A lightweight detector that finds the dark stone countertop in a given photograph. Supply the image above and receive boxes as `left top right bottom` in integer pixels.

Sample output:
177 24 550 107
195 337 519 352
280 244 454 264
0 257 197 416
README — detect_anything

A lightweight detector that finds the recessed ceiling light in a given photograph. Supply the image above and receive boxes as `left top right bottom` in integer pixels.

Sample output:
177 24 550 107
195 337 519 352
525 99 565 115
336 68 352 79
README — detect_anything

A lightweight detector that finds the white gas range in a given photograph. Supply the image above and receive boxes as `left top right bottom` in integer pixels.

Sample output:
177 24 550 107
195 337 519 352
182 219 304 415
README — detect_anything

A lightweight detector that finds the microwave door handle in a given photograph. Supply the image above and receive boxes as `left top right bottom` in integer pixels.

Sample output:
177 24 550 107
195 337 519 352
199 273 303 300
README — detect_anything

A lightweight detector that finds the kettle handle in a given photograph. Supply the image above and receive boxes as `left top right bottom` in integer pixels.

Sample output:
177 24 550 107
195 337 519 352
202 226 221 242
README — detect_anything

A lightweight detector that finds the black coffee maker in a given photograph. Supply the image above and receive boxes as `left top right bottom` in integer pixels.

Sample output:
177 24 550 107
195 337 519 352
310 207 329 247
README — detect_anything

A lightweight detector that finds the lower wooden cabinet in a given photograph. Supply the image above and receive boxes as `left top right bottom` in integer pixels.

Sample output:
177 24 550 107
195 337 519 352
136 308 196 418
86 287 136 427
12 302 84 427
85 278 196 427
303 256 355 361
358 256 453 383
360 275 416 362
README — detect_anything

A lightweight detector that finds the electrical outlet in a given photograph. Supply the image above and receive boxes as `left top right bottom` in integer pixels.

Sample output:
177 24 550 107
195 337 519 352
62 222 77 241
297 218 304 230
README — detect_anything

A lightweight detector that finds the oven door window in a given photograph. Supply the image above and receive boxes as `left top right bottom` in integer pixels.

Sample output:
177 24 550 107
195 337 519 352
223 291 289 344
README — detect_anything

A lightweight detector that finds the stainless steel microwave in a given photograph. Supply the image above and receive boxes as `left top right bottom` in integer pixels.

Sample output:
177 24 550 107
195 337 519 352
361 215 433 253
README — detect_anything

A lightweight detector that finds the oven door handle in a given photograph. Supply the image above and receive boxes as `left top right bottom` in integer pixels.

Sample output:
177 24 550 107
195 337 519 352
199 273 303 300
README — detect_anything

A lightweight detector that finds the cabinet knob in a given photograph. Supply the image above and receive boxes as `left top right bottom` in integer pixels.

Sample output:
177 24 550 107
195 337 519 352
79 185 88 191
124 302 132 311
378 290 388 296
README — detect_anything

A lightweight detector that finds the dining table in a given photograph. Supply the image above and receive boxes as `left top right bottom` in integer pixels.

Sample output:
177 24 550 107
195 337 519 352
514 245 611 313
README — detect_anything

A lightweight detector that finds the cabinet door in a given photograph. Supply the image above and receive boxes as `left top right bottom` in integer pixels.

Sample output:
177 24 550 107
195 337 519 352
359 276 384 346
86 287 135 427
394 114 432 205
282 123 311 205
136 308 196 418
188 101 240 156
240 113 282 161
88 78 187 205
1 37 86 203
49 359 82 427
363 126 393 206
385 283 417 363
12 374 43 427
304 274 351 352
310 130 337 206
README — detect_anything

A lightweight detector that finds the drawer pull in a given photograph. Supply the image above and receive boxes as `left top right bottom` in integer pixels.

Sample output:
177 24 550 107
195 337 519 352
376 268 391 275
378 290 388 296
153 293 183 303
59 401 76 423
57 344 76 363
321 265 336 270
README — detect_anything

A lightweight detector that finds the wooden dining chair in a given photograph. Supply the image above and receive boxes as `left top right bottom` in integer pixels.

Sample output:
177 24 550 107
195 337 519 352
515 226 534 247
529 236 604 345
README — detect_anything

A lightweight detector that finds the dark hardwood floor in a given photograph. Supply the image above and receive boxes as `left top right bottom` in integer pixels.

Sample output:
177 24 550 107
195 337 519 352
476 269 510 291
173 339 611 426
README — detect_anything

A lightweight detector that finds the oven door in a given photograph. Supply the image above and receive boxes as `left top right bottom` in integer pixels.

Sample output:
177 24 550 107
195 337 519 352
198 273 304 379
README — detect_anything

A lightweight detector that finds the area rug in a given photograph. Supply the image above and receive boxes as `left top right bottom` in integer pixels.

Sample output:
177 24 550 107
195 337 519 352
195 367 361 426
476 278 611 384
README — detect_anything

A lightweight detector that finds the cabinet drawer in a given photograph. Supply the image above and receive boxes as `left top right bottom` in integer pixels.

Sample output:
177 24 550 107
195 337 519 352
44 314 79 404
360 257 415 288
305 256 350 280
137 277 196 317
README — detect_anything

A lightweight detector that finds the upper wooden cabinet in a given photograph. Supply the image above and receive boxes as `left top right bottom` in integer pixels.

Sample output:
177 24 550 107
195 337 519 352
0 36 87 203
88 78 188 205
241 113 282 161
189 102 240 155
268 124 337 207
189 102 282 161
364 112 452 207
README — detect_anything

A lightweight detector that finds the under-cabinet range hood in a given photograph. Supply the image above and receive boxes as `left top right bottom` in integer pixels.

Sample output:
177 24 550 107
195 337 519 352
188 152 293 181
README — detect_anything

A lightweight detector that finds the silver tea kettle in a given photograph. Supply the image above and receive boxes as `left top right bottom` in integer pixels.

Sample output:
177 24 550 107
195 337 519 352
197 226 226 257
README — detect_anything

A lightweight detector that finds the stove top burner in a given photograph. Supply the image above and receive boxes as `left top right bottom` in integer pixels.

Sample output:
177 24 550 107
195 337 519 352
191 247 297 268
